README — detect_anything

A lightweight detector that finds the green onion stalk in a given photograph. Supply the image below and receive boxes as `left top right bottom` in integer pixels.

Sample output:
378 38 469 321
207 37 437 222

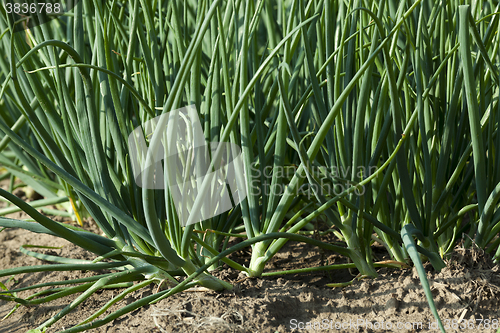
0 2 245 329
242 0 425 278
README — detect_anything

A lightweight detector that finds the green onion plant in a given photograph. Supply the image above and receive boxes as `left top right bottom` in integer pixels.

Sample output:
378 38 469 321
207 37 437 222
0 0 500 332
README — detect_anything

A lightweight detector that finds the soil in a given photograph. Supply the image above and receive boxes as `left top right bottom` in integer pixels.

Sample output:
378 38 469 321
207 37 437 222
0 194 499 332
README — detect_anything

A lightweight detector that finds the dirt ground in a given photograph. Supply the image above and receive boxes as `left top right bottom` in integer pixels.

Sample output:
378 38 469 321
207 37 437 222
0 184 499 333
0 223 499 333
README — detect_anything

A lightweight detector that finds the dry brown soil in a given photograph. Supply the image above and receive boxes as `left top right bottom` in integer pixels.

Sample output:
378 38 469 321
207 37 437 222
0 192 499 332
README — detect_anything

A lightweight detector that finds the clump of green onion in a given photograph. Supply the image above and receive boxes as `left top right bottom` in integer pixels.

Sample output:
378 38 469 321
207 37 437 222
1 1 500 333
